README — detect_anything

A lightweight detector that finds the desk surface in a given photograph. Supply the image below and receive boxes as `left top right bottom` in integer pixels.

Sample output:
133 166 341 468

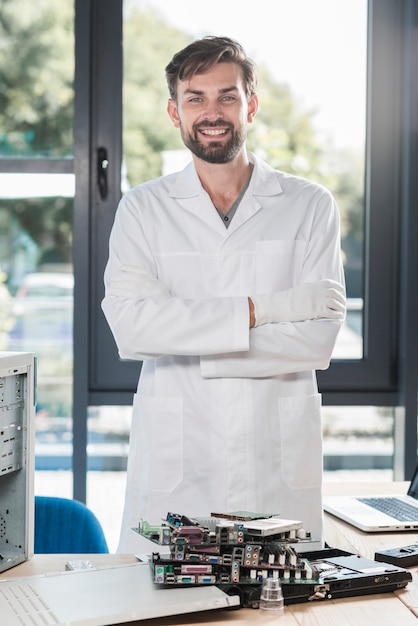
2 482 418 625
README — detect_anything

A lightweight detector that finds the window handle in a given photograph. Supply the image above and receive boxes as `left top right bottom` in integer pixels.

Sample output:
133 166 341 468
97 147 109 200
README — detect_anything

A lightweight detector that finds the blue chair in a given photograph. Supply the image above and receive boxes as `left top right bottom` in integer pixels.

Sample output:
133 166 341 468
34 496 109 554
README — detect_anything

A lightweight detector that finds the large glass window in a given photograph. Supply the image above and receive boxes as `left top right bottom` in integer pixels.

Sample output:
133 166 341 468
0 1 74 158
0 0 75 498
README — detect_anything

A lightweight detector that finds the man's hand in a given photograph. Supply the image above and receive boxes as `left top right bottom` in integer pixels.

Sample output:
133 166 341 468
249 296 256 328
250 280 346 328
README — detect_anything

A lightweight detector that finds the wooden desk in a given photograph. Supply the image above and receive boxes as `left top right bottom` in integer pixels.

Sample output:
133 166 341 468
2 483 417 625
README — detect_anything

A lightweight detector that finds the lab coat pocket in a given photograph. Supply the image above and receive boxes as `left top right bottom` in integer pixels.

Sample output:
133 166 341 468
255 240 305 292
279 394 322 490
134 394 183 493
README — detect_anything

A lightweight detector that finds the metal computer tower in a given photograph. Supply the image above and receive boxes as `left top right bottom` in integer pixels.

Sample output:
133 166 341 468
0 351 35 573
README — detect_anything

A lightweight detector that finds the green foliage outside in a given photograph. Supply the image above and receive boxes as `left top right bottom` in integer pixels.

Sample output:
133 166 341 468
0 0 74 157
123 7 189 185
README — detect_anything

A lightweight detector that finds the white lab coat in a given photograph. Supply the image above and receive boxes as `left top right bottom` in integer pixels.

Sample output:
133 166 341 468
102 153 344 553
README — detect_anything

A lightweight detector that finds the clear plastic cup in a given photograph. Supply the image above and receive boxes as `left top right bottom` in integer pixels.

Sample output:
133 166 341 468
259 577 285 617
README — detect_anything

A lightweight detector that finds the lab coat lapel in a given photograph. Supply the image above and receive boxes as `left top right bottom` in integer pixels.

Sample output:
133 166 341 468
168 155 283 234
226 155 284 233
168 162 226 233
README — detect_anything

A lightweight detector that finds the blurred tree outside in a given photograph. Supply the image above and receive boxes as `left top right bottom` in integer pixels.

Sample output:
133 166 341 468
123 6 189 186
0 0 74 158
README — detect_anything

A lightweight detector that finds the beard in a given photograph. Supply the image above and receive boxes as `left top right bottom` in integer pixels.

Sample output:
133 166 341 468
180 120 247 164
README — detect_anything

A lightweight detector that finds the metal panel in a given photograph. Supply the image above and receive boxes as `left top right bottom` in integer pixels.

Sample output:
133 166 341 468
0 352 35 572
88 0 141 394
396 0 418 478
73 0 92 501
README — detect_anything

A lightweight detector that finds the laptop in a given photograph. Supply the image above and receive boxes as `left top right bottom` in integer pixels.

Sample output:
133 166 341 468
0 562 239 626
323 463 418 532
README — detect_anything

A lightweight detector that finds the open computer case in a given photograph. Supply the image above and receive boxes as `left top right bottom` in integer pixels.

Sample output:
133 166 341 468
0 352 35 573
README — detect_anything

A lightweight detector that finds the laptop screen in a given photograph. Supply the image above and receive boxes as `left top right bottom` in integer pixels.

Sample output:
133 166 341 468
407 464 418 500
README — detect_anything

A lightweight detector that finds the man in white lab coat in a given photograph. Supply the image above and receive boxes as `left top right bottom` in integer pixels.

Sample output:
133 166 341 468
102 36 346 553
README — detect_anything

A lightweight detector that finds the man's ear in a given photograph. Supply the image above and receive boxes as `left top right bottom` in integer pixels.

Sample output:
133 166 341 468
247 93 258 123
167 99 181 128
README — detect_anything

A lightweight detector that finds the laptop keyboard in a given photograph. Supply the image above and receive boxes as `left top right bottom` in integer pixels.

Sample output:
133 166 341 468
358 497 418 522
0 582 60 625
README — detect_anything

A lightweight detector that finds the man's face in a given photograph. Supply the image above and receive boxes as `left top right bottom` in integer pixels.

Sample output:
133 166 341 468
167 62 258 164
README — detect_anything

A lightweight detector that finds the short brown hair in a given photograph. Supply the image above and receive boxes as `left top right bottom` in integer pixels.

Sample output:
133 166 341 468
165 36 257 101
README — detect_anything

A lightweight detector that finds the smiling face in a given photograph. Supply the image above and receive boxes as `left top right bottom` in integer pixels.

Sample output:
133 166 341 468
167 62 258 164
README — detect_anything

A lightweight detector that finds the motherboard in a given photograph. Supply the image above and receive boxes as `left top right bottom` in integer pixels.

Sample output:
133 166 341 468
135 511 412 607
